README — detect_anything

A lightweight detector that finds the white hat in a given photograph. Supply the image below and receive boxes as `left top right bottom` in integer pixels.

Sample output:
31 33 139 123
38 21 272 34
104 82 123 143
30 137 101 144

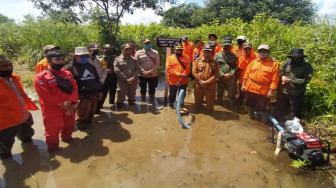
258 44 270 51
72 47 90 56
237 36 246 40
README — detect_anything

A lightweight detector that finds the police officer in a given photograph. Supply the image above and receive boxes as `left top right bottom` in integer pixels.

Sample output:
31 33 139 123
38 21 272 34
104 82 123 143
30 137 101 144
96 44 117 113
192 45 219 113
135 38 160 101
114 43 139 108
275 48 313 122
214 39 238 111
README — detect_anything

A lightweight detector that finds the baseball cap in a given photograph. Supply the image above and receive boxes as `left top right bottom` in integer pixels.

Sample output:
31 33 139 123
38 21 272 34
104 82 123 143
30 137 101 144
258 44 270 51
88 43 99 50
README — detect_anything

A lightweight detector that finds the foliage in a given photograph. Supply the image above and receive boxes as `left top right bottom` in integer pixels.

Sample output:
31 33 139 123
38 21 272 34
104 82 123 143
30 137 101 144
0 14 335 130
0 13 14 25
0 16 99 68
30 0 171 39
161 0 316 27
161 3 201 28
290 159 310 168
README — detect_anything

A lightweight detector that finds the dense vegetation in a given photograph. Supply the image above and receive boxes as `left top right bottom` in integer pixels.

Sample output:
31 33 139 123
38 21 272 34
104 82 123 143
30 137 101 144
0 13 335 150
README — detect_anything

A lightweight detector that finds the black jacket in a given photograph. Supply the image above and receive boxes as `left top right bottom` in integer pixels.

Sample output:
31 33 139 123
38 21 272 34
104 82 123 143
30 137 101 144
66 60 101 94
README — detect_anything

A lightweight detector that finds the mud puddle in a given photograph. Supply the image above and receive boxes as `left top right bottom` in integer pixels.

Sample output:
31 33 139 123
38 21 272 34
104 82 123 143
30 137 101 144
1 83 335 188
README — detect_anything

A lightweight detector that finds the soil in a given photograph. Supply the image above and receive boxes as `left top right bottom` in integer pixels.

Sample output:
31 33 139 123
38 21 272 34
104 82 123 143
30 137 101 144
0 67 335 188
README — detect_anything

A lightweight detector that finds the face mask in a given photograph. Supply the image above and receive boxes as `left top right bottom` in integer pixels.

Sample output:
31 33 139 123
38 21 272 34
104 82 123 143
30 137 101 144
104 50 113 56
145 45 152 50
291 57 304 64
79 57 89 64
176 53 182 57
237 40 245 46
91 51 99 57
50 63 65 71
258 52 269 59
0 70 13 77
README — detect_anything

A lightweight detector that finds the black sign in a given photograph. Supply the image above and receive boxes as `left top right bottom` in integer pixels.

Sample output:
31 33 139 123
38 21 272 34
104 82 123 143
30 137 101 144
157 37 182 47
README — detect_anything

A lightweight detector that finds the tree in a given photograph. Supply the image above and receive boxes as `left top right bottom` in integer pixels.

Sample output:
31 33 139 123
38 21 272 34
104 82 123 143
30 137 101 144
162 0 316 27
30 0 171 41
161 3 201 28
0 13 14 25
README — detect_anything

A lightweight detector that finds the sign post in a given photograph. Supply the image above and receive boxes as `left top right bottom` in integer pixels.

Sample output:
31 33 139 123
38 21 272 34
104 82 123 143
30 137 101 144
156 37 182 102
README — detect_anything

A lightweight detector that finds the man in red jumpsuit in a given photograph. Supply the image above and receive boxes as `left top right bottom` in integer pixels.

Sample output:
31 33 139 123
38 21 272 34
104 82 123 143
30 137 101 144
34 51 78 152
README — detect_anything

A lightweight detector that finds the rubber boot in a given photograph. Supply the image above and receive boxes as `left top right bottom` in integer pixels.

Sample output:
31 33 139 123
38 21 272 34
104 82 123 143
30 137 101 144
246 106 254 120
229 100 236 112
261 112 269 124
129 100 135 105
141 94 146 101
149 94 155 102
116 102 123 109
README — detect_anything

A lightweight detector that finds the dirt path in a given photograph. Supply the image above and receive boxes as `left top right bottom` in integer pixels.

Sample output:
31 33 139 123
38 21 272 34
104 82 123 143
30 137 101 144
0 83 335 188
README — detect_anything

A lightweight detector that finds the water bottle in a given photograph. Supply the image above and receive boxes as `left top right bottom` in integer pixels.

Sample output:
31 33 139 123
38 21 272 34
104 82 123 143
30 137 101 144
285 117 303 133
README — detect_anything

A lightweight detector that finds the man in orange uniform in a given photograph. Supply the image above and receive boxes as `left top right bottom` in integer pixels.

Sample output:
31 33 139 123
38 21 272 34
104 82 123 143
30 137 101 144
192 45 219 113
35 45 61 74
34 51 78 152
0 55 38 159
193 39 203 60
182 36 194 63
237 42 258 107
167 43 190 108
241 44 279 123
208 34 222 55
236 36 255 59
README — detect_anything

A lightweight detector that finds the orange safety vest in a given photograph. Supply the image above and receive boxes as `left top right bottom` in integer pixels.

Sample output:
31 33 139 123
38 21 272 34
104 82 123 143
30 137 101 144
167 54 190 86
183 42 194 63
35 57 49 74
244 57 279 95
238 53 258 84
0 74 38 131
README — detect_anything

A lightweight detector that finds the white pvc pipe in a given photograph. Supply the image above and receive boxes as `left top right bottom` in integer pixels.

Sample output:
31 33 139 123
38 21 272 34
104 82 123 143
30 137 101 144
274 131 284 157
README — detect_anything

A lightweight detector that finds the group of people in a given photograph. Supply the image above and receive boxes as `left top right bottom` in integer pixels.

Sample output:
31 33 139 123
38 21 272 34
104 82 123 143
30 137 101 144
0 33 313 159
171 34 313 126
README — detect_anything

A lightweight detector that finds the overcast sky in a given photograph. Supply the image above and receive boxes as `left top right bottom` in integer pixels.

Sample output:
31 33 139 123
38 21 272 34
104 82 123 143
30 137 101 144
0 0 335 25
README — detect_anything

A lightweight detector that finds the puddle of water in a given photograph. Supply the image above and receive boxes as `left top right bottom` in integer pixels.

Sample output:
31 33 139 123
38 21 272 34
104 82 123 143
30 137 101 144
0 83 335 188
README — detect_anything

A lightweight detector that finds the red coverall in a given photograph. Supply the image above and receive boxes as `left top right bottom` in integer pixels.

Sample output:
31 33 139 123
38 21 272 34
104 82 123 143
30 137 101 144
34 66 78 151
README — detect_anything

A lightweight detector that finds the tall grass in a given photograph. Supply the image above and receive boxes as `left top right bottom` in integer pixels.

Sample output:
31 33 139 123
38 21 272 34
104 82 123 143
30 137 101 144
0 13 335 125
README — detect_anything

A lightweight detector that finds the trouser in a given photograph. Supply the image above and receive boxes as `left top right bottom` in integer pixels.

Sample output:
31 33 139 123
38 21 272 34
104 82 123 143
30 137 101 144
97 75 117 112
43 113 75 151
139 76 158 95
0 115 34 159
245 91 270 123
237 83 245 105
76 94 98 128
275 91 304 121
217 77 237 102
117 82 137 103
194 86 216 112
169 84 187 106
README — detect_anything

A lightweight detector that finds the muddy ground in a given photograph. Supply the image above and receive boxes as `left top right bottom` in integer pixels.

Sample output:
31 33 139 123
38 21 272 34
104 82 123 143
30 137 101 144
1 80 336 188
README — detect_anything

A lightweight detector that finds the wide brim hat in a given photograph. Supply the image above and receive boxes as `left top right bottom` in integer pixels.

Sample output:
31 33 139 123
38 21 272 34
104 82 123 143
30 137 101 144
43 45 61 52
287 48 307 57
70 47 90 56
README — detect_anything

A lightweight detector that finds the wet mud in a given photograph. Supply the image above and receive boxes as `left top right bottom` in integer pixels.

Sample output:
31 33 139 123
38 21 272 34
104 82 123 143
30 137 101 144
1 83 335 188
